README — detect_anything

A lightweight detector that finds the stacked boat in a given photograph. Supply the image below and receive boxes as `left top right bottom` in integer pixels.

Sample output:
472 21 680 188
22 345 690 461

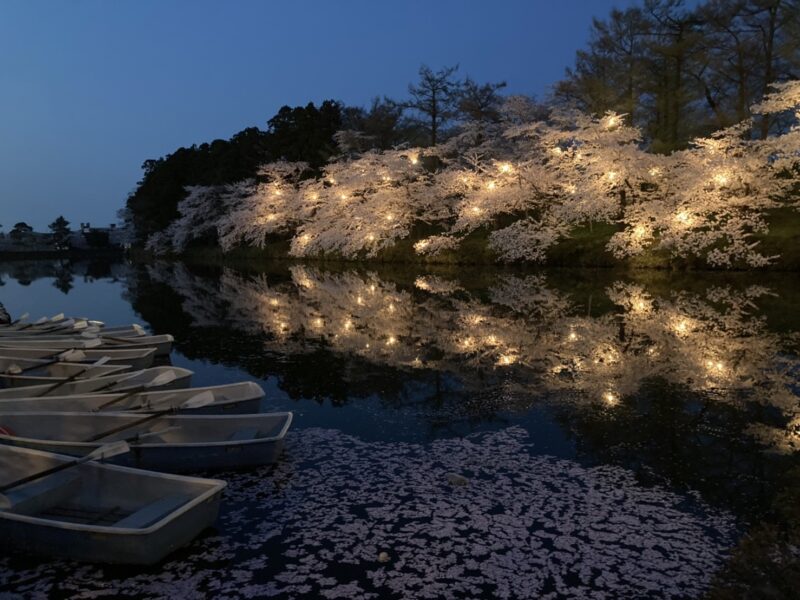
0 313 293 564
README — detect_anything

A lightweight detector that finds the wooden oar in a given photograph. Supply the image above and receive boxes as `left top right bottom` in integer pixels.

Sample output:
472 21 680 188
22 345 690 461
91 371 178 411
125 425 181 444
5 349 88 375
1 338 105 356
33 356 112 397
89 367 177 395
29 319 77 335
12 316 46 332
85 392 216 443
5 313 29 327
0 441 130 503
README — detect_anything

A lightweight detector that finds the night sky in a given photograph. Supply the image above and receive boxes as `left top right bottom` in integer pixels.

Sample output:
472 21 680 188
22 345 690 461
1 0 640 230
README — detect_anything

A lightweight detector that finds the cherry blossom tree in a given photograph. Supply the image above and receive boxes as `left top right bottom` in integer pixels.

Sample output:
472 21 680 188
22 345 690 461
146 80 800 268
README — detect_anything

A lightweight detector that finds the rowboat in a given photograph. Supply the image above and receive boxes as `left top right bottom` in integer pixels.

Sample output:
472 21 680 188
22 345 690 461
0 334 174 356
0 411 293 472
0 347 156 370
0 382 266 414
0 324 145 339
0 358 131 388
0 366 192 399
0 443 224 564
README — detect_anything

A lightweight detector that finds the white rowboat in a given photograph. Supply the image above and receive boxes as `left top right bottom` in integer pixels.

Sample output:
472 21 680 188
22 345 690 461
0 366 192 399
0 443 224 564
0 411 293 472
0 382 265 414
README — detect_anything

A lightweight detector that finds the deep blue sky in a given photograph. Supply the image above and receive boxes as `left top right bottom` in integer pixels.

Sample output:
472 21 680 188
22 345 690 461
0 0 639 231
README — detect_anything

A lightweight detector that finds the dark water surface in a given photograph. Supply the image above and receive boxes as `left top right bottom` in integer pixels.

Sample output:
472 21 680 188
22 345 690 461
0 258 798 599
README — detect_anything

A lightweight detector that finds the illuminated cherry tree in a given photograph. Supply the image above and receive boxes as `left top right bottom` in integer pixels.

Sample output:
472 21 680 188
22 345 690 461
147 81 800 267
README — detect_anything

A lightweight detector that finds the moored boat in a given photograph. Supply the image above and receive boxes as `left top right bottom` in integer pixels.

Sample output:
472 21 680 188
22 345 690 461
0 366 192 399
0 334 174 356
0 443 225 564
0 347 156 370
0 358 131 388
0 381 265 414
0 411 293 472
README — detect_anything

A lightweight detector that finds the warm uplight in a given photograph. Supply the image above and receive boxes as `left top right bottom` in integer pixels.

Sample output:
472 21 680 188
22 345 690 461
485 335 499 346
386 335 397 346
298 234 310 245
385 213 394 222
356 295 364 306
632 225 647 239
343 319 353 331
713 172 730 186
327 177 337 185
471 206 482 215
568 331 578 341
672 317 691 336
565 184 577 194
498 162 513 173
497 354 517 366
388 303 395 313
339 193 349 201
674 211 693 226
414 239 429 252
603 391 619 405
705 359 727 376
487 181 497 191
269 298 280 307
312 318 324 329
604 115 620 129
409 154 419 165
606 171 618 183
649 167 662 177
366 233 375 242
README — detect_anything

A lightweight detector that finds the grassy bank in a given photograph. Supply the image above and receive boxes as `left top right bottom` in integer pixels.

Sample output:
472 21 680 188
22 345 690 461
134 208 800 271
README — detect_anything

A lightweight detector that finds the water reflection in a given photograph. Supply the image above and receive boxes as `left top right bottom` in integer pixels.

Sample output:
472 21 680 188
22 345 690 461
123 261 800 520
138 263 797 444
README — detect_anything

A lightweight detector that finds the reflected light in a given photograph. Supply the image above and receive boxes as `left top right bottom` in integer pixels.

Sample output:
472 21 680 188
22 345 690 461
603 391 619 405
497 354 517 366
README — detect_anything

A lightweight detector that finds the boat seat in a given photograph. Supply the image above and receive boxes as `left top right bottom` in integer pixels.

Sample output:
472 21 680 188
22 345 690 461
2 471 81 515
114 494 189 529
227 427 260 441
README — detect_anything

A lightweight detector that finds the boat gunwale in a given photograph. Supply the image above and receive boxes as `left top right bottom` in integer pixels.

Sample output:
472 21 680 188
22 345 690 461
0 445 225 535
0 411 293 448
0 381 266 408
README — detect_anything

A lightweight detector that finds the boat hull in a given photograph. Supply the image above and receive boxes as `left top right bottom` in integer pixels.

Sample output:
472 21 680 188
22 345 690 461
0 491 221 564
0 412 292 473
0 382 265 414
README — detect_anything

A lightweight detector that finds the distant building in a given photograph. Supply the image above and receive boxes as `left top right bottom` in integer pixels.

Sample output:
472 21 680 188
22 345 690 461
70 222 131 249
0 222 130 252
